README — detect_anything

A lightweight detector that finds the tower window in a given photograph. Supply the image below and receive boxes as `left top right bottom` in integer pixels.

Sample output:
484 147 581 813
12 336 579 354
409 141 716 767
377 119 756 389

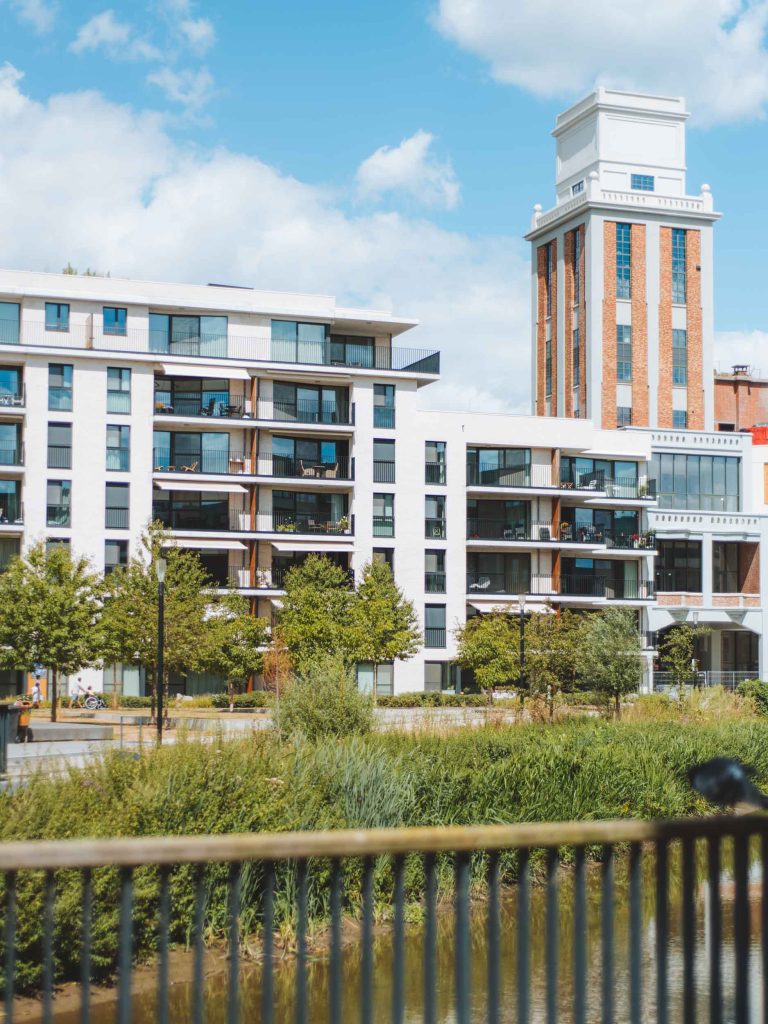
545 242 554 316
673 410 688 429
616 223 631 299
617 406 632 427
672 329 688 385
631 174 655 192
573 228 581 306
571 180 584 196
545 339 552 398
617 325 632 382
672 228 687 303
573 328 580 387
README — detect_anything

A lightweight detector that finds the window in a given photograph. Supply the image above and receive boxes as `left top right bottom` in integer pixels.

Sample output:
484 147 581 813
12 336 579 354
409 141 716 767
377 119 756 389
545 339 552 397
467 447 531 487
0 302 20 345
373 493 394 537
425 495 446 538
329 333 376 369
46 538 70 555
545 242 554 317
47 423 72 469
106 425 130 471
48 364 73 411
673 410 688 429
153 430 230 474
425 662 453 692
672 228 687 303
631 173 655 192
616 223 631 299
719 423 735 432
571 180 584 196
573 229 582 305
424 605 446 648
655 540 702 592
45 303 69 332
651 453 740 511
0 366 22 407
372 548 394 571
617 325 632 381
573 329 580 387
356 663 393 696
0 481 21 523
272 381 348 424
155 376 236 419
47 480 71 527
150 313 228 357
467 498 529 540
106 483 129 529
103 307 127 336
560 457 639 491
373 384 395 428
0 424 21 466
270 320 330 365
272 490 348 534
617 406 632 427
270 436 349 478
373 439 395 483
107 367 131 414
153 489 231 532
0 537 20 571
105 540 128 574
713 542 739 593
672 329 687 385
425 441 446 484
467 552 530 594
425 550 445 593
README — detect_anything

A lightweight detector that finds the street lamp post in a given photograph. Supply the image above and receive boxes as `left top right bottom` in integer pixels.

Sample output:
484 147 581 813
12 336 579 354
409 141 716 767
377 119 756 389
156 556 166 745
518 593 526 697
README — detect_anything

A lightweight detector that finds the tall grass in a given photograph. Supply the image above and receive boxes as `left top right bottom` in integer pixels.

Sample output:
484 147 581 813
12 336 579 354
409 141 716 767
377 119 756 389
2 718 768 994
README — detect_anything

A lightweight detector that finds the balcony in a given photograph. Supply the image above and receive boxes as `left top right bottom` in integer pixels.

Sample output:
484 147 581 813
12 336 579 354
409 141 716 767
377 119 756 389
424 571 446 593
269 511 352 536
153 450 252 475
559 471 657 500
0 444 23 468
465 573 654 600
3 321 440 375
0 500 23 525
152 506 250 533
0 388 25 410
257 399 352 426
258 454 353 481
155 397 250 420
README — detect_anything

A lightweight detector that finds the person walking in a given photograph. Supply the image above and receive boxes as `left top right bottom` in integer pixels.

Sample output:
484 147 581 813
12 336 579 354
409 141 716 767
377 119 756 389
30 678 41 708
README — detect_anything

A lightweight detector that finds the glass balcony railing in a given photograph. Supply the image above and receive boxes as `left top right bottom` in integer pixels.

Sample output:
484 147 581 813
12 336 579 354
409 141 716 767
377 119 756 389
154 396 248 419
425 518 446 539
425 462 446 484
0 500 23 525
465 573 654 600
0 388 25 409
153 506 250 532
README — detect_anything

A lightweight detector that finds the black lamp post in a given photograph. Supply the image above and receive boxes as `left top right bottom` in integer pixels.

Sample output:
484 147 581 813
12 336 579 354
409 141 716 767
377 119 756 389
518 592 526 695
156 556 166 745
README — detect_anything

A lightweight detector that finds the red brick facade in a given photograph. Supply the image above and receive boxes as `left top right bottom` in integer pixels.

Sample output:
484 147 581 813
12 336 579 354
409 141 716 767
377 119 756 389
715 373 768 430
630 224 648 425
563 225 586 418
739 542 760 595
602 221 617 429
535 244 548 415
577 226 587 417
686 230 704 430
658 226 673 427
563 231 574 416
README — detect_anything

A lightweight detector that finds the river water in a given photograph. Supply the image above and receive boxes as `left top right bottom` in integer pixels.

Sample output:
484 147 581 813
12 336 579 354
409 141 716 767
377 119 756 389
52 847 763 1023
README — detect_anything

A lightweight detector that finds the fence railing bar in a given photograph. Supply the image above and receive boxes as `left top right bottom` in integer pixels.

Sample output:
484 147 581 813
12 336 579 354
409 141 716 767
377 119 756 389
295 859 308 1024
682 836 696 1024
517 847 530 1024
707 835 722 1024
329 858 343 1024
192 864 206 1024
80 868 92 1024
157 865 171 1024
4 870 16 1024
734 831 750 1024
655 839 669 1024
42 869 56 1024
455 851 471 1024
546 847 558 1024
487 851 501 1024
392 854 406 1024
117 867 133 1024
573 847 586 1024
628 842 642 1024
600 846 614 1024
260 860 275 1024
226 861 241 1024
423 853 437 1024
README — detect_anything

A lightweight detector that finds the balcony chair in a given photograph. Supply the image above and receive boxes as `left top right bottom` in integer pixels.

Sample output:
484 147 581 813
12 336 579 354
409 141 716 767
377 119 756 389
201 399 216 417
324 463 339 479
299 461 316 478
469 576 492 591
539 526 551 542
182 462 199 473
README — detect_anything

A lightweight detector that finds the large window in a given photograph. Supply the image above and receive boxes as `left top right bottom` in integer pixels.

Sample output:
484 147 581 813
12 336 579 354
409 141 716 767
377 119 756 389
373 493 394 537
153 431 231 474
425 495 446 538
270 320 329 365
672 329 687 385
425 662 454 693
373 439 395 483
106 425 130 471
656 540 702 592
107 367 131 414
45 303 69 332
106 483 129 529
0 539 20 572
425 550 445 593
561 508 638 546
467 552 530 595
560 457 638 491
103 307 127 336
0 302 19 345
467 499 530 540
425 441 447 484
0 424 21 466
105 540 128 574
153 490 231 531
272 381 348 424
631 173 654 192
47 480 71 527
616 223 631 299
272 490 348 534
672 228 687 304
0 481 21 523
48 364 73 411
356 663 393 697
467 447 530 487
47 423 72 469
270 436 349 478
617 325 632 381
373 384 395 428
150 313 228 357
155 376 234 418
651 453 740 511
713 542 739 593
424 605 446 648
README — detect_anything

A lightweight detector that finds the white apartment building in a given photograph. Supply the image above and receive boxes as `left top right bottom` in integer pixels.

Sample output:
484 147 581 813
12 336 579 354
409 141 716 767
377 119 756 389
0 87 765 696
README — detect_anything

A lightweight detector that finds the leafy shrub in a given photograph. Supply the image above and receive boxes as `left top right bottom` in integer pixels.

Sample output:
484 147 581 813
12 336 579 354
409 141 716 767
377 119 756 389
118 696 154 708
279 653 373 741
737 679 768 715
376 692 490 708
210 692 271 709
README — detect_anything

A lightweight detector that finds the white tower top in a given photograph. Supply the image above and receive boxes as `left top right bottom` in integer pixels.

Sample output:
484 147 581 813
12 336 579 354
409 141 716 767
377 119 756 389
552 87 689 206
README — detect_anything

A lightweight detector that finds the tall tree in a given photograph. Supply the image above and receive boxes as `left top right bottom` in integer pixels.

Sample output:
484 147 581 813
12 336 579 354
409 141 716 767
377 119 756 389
658 624 710 696
578 607 643 716
0 542 104 721
203 592 269 711
349 560 421 698
277 555 357 673
525 609 586 720
100 524 215 716
454 611 521 702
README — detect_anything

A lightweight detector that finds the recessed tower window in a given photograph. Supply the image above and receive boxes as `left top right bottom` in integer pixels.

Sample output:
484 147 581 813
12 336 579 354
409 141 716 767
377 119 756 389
616 223 631 299
631 173 655 191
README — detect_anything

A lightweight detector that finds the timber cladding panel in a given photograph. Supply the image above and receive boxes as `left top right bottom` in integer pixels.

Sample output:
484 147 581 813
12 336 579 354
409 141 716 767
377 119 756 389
686 230 704 430
602 221 617 429
658 227 673 427
630 223 648 426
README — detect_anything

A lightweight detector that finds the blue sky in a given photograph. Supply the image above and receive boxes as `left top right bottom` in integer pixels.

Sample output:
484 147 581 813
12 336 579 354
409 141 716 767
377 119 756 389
2 0 768 409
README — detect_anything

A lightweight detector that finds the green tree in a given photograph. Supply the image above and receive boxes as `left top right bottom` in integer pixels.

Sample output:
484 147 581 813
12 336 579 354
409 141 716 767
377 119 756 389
349 560 421 699
100 524 215 717
454 611 521 702
578 607 643 716
279 651 373 742
0 542 104 722
658 624 710 696
277 555 356 672
204 593 269 711
525 609 586 720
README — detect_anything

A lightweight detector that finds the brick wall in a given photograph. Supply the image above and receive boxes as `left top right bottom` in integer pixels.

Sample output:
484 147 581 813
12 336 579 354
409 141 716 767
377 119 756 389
714 375 768 430
602 222 617 429
536 244 548 415
577 224 587 417
738 542 760 594
549 239 557 415
686 230 704 429
563 231 574 416
630 224 648 425
658 227 673 427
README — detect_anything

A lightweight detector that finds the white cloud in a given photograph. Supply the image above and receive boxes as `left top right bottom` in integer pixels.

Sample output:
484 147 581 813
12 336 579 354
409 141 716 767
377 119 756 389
716 330 768 377
5 0 56 33
70 10 131 53
356 130 460 209
435 0 768 125
146 66 215 109
0 68 528 413
179 17 215 55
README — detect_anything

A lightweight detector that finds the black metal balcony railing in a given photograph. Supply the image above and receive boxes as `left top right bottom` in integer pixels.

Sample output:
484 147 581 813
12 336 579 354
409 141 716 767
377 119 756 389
467 520 574 543
46 504 71 527
47 445 71 470
105 508 129 530
604 531 656 550
373 516 395 538
559 472 657 499
106 391 131 414
373 460 395 484
424 571 446 593
152 450 252 475
270 510 352 536
0 499 23 525
467 463 551 489
152 506 250 533
373 406 396 429
467 573 531 595
425 462 446 485
154 397 249 419
0 319 440 374
0 444 23 467
106 448 130 472
0 387 25 409
425 517 446 539
260 399 352 425
424 626 447 648
465 573 654 600
258 454 353 481
655 571 702 593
